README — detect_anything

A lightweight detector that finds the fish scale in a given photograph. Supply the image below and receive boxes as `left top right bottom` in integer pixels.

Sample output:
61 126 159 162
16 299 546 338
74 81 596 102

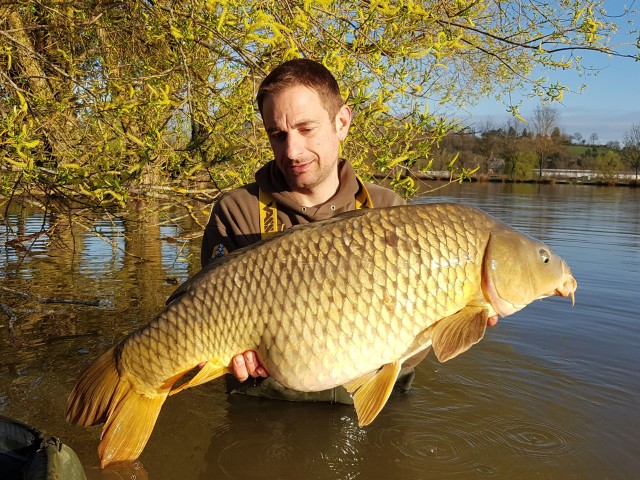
66 203 577 467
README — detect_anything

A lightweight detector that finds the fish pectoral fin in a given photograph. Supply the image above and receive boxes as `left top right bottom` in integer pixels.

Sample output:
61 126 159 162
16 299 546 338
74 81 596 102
168 361 230 396
343 361 401 427
431 306 489 363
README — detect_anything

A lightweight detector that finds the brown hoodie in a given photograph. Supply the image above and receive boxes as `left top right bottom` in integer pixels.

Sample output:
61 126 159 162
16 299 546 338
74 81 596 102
200 159 405 267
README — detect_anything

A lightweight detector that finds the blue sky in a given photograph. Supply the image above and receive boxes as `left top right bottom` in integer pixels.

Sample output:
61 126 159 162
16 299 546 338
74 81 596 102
456 2 639 144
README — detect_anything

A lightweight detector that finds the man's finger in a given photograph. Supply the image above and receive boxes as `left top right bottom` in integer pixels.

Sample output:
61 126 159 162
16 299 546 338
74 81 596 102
244 350 258 376
231 350 270 381
243 351 270 377
233 355 249 382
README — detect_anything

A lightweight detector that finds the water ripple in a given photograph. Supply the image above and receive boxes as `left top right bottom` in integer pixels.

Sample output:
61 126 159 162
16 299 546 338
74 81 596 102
505 424 565 453
379 424 495 474
486 416 578 460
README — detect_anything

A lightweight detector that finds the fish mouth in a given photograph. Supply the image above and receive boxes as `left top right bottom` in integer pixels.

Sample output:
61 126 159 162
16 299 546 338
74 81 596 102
541 267 577 305
554 271 577 305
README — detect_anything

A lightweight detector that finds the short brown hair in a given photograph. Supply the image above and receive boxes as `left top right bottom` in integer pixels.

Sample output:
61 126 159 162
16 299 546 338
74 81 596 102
257 58 345 119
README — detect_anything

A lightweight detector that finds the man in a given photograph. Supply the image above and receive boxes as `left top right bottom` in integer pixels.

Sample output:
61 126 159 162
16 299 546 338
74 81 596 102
200 58 422 402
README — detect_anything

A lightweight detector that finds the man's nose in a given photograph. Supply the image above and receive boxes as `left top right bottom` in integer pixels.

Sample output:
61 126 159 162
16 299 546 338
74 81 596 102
285 132 304 159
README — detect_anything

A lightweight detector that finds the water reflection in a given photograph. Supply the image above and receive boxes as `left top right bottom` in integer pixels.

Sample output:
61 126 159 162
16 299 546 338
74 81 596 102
1 183 639 479
79 218 125 276
200 398 366 479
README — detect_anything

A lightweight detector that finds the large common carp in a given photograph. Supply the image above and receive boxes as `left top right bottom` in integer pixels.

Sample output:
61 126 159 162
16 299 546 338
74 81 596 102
66 203 576 467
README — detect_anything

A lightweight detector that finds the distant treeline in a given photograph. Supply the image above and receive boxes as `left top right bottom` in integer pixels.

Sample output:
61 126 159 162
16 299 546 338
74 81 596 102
425 120 640 183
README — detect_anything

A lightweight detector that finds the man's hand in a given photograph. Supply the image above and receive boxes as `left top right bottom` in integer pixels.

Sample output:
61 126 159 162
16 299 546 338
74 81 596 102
231 350 269 382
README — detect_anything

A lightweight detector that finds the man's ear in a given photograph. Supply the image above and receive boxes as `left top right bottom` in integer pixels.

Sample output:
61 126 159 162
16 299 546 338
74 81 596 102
336 104 352 141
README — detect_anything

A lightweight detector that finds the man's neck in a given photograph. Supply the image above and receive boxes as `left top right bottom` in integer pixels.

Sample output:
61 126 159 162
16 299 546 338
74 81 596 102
289 176 340 208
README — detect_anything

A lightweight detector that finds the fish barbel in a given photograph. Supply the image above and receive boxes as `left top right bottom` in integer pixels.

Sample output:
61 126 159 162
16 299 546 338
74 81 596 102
66 203 577 467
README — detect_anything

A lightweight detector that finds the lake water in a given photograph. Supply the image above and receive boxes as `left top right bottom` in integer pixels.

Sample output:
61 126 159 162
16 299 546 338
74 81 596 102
1 182 638 479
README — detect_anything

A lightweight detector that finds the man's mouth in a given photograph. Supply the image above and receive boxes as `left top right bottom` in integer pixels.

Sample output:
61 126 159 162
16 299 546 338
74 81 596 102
288 161 313 174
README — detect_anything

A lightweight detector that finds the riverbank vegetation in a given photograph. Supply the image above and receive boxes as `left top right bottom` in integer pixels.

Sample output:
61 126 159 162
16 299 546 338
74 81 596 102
426 114 640 184
2 1 638 217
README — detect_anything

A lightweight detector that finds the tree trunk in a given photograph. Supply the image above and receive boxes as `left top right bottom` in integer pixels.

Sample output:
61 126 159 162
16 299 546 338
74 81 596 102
3 8 79 162
5 10 53 101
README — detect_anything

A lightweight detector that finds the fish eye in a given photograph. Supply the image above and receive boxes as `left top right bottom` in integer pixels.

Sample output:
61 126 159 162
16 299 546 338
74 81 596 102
539 249 550 264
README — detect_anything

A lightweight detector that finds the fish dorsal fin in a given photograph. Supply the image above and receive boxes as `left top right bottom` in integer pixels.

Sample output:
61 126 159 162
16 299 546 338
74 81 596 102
343 361 401 426
431 305 489 363
168 361 230 396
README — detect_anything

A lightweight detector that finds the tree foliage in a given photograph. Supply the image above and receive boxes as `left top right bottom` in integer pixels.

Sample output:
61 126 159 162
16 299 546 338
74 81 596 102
531 105 561 177
595 150 623 183
622 123 640 180
1 0 637 212
504 151 538 181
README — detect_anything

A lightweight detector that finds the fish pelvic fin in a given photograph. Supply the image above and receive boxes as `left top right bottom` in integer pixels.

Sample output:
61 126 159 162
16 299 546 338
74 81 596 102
66 345 168 468
431 305 488 363
343 361 401 427
168 360 230 396
398 326 434 367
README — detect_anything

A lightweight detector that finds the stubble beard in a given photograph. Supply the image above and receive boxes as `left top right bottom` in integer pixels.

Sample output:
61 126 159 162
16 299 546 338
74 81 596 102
284 157 337 192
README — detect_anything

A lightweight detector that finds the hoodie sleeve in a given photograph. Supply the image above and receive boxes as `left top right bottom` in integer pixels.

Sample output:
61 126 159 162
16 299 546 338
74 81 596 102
200 186 262 267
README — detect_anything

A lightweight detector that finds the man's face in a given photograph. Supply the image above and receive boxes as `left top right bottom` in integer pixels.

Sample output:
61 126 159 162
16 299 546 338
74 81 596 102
261 84 351 193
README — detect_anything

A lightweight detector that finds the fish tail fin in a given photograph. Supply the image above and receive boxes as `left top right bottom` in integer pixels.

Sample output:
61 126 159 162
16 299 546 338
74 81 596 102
97 384 166 468
66 346 168 468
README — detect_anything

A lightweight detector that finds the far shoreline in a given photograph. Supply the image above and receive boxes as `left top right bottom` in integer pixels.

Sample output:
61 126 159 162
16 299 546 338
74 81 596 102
374 170 639 188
